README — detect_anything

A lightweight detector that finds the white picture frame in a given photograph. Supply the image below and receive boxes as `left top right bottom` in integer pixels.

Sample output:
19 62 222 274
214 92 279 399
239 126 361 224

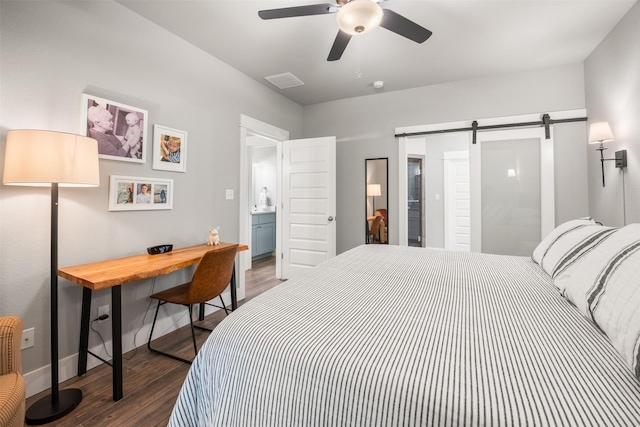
152 124 187 173
81 93 148 164
108 175 173 211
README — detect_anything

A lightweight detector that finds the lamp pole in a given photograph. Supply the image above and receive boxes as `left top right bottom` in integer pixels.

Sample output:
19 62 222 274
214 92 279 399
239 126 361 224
25 183 83 425
4 130 99 425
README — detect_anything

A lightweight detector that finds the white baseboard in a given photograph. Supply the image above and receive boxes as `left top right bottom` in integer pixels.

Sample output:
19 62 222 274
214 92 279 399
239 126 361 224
23 291 231 398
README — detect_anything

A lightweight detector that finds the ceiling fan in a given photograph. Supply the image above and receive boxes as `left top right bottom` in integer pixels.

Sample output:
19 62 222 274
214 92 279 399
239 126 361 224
258 0 432 61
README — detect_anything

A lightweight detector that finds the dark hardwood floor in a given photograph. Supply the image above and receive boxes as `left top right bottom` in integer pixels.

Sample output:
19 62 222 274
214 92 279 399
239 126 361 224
26 256 282 426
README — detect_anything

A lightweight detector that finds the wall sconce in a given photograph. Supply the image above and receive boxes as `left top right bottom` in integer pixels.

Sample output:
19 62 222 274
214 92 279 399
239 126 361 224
588 121 627 187
507 169 517 178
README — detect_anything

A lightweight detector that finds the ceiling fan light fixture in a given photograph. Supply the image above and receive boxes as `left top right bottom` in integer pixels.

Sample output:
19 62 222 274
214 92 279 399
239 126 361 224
336 0 383 35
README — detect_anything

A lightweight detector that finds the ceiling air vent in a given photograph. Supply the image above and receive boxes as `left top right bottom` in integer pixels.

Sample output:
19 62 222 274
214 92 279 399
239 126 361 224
264 72 304 89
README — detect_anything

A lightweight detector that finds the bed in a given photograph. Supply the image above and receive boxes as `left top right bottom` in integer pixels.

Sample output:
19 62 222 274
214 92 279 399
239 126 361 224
170 219 640 426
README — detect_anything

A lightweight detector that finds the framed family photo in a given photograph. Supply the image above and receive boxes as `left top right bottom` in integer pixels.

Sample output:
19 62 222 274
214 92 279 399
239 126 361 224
81 93 148 164
109 175 173 211
152 124 187 172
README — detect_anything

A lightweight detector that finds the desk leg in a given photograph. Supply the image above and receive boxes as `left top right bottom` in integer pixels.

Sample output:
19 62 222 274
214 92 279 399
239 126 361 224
198 302 205 321
111 285 123 401
78 287 92 376
230 261 237 311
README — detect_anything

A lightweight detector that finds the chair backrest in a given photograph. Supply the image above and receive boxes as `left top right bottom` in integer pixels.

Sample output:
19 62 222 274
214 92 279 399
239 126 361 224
374 209 387 227
187 244 239 303
0 316 23 375
370 215 383 236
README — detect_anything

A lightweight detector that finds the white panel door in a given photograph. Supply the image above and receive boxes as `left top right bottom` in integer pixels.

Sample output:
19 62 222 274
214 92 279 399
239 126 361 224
444 151 470 251
282 137 336 279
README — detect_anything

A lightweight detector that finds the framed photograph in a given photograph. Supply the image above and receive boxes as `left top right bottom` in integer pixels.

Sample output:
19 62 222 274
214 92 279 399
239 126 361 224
81 94 148 163
152 125 187 172
109 175 173 211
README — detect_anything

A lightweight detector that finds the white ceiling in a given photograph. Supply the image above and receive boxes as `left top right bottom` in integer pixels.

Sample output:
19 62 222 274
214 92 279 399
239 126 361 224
117 0 636 106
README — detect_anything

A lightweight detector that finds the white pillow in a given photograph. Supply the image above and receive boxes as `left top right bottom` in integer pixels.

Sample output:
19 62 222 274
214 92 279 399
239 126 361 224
556 224 640 380
542 224 616 280
531 218 609 278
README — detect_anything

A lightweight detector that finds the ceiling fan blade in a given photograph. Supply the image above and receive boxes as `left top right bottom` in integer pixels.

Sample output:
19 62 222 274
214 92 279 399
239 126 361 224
379 9 432 43
258 3 336 20
328 30 352 61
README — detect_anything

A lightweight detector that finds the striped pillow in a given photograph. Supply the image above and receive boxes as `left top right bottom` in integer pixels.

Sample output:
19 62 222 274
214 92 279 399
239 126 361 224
531 218 615 281
556 224 640 380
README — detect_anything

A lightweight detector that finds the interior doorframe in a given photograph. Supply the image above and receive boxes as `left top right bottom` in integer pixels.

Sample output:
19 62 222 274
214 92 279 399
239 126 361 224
239 115 289 284
407 155 425 247
396 109 585 250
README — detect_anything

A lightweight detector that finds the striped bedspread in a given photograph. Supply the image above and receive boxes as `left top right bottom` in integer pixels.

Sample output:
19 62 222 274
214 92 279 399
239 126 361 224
170 245 640 426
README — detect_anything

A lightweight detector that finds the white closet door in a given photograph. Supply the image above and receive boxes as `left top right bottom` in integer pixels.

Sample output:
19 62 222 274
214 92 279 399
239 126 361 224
470 127 554 255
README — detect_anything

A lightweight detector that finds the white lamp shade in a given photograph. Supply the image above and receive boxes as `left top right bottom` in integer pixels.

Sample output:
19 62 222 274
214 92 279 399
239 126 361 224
3 130 100 187
337 0 383 35
367 183 381 197
588 122 614 144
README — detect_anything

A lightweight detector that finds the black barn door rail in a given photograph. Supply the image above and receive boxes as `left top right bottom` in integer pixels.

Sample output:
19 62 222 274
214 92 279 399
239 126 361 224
395 114 587 144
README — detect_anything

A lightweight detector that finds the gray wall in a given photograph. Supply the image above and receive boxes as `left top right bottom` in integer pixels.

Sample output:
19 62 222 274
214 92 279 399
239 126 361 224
303 64 589 254
0 1 302 375
585 1 640 226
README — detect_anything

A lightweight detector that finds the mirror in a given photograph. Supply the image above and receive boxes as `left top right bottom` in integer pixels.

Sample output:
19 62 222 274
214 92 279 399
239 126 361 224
365 158 389 244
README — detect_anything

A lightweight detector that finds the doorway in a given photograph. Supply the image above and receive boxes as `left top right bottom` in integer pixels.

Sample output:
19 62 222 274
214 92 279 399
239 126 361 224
239 115 289 294
407 157 423 247
239 115 337 286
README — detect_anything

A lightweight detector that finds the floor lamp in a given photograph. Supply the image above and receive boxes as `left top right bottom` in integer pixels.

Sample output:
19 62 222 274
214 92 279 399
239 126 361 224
367 183 381 216
3 130 100 425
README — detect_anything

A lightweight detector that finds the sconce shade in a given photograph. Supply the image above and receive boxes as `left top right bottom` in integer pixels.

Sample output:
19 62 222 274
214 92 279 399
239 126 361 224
367 183 381 197
588 122 614 144
337 0 383 35
507 169 516 178
3 130 100 187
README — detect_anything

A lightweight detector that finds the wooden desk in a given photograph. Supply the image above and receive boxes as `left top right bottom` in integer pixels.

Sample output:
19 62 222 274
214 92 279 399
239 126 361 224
58 242 248 401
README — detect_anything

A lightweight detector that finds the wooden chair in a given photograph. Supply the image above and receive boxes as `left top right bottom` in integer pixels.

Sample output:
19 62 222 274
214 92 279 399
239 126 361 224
368 215 383 244
147 244 238 363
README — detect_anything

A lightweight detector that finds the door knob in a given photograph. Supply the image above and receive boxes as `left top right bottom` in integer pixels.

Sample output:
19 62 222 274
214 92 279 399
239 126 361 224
328 216 334 222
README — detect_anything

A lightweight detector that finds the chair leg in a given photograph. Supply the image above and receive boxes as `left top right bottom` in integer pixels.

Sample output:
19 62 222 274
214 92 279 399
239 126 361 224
219 295 228 315
194 296 229 333
188 304 198 358
147 301 195 364
147 300 162 351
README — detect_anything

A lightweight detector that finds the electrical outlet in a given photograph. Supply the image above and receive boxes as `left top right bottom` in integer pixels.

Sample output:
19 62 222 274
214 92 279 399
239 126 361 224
98 305 109 322
225 189 234 200
21 327 35 350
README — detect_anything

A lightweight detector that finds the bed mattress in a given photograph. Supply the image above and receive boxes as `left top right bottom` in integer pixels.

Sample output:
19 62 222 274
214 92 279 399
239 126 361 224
170 244 640 426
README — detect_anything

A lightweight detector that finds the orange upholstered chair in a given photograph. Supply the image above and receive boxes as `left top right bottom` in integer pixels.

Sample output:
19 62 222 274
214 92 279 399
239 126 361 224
0 316 25 427
374 209 388 243
368 215 383 244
